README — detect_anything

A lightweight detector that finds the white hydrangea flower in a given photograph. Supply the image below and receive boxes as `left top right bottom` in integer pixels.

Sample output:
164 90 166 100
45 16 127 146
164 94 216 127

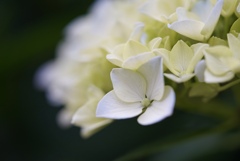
140 0 193 23
37 0 240 138
107 22 163 70
194 60 206 82
36 0 146 128
96 57 175 125
59 0 146 62
36 58 89 106
196 34 240 83
211 0 238 17
221 0 238 17
37 57 114 128
168 0 224 41
156 40 208 83
71 86 113 138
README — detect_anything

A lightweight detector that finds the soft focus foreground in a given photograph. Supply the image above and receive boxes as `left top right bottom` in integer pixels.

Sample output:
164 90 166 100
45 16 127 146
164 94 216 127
9 0 239 160
37 0 240 136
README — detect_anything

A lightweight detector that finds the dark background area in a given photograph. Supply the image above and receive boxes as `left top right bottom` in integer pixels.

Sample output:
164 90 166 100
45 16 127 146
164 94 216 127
1 0 240 161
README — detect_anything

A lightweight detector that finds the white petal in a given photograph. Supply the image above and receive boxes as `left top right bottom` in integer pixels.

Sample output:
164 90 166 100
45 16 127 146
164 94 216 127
137 86 175 125
170 40 194 73
35 61 55 90
140 0 169 23
122 52 155 70
154 48 171 69
71 86 113 138
72 100 112 138
201 0 223 38
221 57 240 72
111 68 146 102
204 45 232 56
140 0 187 23
137 56 164 100
195 60 206 82
57 109 74 128
204 69 235 83
176 7 201 21
187 43 208 73
227 33 240 59
96 91 142 119
106 44 124 67
148 37 162 50
80 119 113 138
106 54 123 67
168 20 205 41
123 40 149 60
192 0 212 21
129 22 145 41
204 51 231 75
164 73 195 83
221 0 237 17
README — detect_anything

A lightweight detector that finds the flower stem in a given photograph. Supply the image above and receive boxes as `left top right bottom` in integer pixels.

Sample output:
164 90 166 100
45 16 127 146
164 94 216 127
219 79 240 92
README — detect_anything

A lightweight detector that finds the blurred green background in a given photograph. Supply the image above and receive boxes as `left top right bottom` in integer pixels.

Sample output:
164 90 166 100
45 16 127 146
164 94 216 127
1 0 240 161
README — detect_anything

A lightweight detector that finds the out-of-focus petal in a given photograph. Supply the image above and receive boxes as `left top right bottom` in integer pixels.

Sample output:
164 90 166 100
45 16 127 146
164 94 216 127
201 0 224 37
195 60 206 82
168 20 205 41
204 69 234 83
123 40 149 59
227 33 240 59
187 43 208 73
107 44 125 67
122 52 155 70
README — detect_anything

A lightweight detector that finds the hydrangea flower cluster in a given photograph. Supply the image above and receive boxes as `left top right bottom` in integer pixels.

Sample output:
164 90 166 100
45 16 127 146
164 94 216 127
37 0 240 138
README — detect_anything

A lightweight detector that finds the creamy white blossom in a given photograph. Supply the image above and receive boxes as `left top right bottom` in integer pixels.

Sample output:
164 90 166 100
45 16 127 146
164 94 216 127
107 22 164 70
211 0 238 17
156 40 208 83
37 0 240 138
196 34 240 83
97 57 175 125
36 0 146 129
71 86 113 138
168 0 224 41
140 0 193 23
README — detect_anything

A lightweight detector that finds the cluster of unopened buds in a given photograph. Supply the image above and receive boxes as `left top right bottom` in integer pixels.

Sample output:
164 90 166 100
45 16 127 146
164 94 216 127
36 0 240 138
